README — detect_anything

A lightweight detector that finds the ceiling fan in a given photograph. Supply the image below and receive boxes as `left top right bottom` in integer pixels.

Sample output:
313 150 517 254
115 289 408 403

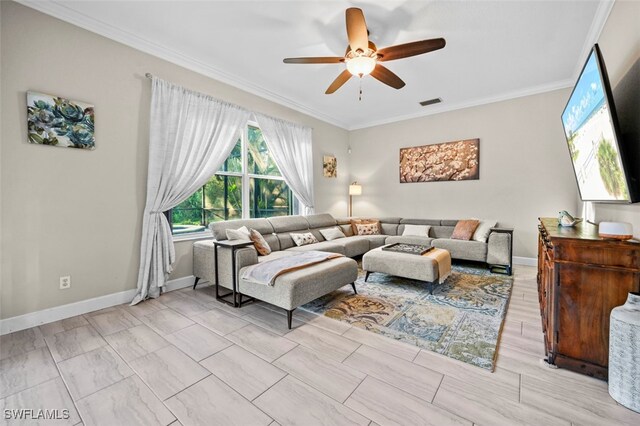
283 8 446 96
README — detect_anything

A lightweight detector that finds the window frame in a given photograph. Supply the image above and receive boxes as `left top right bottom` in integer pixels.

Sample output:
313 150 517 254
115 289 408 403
169 121 296 240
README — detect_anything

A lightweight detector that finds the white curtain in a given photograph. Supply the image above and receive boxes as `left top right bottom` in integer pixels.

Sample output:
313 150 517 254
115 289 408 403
255 113 315 215
132 78 250 304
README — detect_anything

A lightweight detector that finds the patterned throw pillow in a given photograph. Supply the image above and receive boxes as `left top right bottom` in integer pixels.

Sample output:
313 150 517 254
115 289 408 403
249 228 271 256
225 226 250 241
356 222 380 235
290 232 319 247
350 219 380 235
451 219 480 240
319 227 346 241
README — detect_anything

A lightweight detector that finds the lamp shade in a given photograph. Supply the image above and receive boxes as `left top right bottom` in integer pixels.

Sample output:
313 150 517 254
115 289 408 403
349 183 362 195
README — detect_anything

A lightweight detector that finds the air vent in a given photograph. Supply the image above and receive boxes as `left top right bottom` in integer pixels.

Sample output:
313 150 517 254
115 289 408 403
419 98 442 107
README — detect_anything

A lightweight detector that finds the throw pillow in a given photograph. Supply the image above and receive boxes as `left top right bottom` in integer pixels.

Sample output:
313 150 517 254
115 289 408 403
249 228 272 256
350 219 380 235
225 225 250 241
319 227 346 241
402 224 431 237
290 232 319 246
356 222 380 235
472 219 498 242
451 220 480 240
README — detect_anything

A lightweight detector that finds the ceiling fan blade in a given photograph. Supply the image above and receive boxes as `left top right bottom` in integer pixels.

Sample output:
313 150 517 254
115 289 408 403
370 64 405 89
346 8 368 53
283 57 344 64
325 69 352 94
377 38 446 62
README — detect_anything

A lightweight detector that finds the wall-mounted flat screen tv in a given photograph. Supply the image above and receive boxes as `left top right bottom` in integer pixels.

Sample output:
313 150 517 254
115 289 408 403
561 44 632 202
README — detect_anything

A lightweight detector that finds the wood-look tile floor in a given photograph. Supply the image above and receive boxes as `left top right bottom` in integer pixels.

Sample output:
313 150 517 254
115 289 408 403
1 265 639 426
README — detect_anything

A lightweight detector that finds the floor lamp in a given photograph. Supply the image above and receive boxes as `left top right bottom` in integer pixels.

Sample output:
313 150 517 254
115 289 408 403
349 182 362 217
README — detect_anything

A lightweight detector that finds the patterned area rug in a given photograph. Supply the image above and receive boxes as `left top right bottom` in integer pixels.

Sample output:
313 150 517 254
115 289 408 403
301 262 513 370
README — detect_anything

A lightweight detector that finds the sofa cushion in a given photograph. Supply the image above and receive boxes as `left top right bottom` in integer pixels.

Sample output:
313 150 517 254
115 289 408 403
355 222 381 235
472 219 498 242
380 222 399 236
385 235 434 246
361 235 388 249
402 224 431 237
257 250 295 263
290 232 319 246
268 215 310 233
441 219 459 227
286 241 345 255
400 218 440 226
339 224 354 237
333 237 370 257
249 228 272 256
211 218 274 241
211 219 279 251
319 227 346 241
451 219 480 240
431 226 455 239
225 226 250 241
431 238 487 262
305 213 337 229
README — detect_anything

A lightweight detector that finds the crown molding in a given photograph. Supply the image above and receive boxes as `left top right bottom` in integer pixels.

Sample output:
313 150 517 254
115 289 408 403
17 0 351 130
572 0 615 80
18 0 613 132
348 78 574 131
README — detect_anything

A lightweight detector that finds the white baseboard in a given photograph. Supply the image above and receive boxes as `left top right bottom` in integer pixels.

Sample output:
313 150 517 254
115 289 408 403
0 275 196 336
513 256 537 267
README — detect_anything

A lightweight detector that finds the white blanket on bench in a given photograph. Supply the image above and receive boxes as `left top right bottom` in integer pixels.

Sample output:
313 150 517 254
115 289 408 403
241 251 344 286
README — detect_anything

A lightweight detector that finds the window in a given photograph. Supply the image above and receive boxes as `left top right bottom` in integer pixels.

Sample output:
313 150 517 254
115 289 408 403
168 125 296 236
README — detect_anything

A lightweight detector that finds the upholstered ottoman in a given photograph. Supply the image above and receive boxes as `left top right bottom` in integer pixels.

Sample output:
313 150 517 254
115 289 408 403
362 246 451 293
238 256 358 328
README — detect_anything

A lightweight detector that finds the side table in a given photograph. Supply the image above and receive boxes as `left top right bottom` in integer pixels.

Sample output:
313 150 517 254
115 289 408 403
213 240 254 307
488 227 514 275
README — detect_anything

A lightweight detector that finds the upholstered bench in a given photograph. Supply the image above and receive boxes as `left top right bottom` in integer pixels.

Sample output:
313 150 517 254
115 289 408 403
362 246 452 294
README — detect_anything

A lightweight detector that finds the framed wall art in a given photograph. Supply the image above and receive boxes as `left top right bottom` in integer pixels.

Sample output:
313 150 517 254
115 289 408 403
27 91 95 150
400 138 479 183
323 155 337 178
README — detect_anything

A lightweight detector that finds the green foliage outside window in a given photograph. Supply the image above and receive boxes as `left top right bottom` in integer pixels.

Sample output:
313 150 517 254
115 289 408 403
169 126 294 234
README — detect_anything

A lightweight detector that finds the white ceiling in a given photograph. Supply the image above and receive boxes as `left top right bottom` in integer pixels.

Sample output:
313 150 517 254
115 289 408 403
21 1 613 130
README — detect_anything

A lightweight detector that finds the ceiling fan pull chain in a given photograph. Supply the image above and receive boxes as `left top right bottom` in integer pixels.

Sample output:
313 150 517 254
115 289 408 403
359 78 363 101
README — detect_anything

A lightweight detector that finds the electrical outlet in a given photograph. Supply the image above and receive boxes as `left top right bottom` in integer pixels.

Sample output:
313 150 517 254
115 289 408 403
59 276 71 290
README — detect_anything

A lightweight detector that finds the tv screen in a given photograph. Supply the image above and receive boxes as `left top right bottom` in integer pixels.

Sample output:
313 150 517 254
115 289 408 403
561 44 631 202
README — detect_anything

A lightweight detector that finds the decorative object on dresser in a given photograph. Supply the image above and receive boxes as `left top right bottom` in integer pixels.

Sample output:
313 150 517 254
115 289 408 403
609 292 640 413
537 217 640 380
599 221 634 240
558 210 581 227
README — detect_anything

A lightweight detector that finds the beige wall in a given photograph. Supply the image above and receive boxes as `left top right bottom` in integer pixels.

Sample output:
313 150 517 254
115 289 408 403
592 0 640 234
0 2 349 319
348 89 579 258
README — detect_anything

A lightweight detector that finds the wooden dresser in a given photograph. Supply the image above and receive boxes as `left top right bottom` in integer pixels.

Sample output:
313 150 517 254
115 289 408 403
537 217 640 380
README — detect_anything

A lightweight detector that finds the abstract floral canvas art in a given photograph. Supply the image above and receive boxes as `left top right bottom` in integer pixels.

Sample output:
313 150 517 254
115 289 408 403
27 91 95 150
400 138 479 183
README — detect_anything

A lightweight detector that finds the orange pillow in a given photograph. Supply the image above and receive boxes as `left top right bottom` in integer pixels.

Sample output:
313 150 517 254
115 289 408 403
350 219 380 235
249 228 272 256
451 220 480 240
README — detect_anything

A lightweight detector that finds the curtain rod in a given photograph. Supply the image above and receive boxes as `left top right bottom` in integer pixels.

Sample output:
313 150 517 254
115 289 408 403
143 72 313 130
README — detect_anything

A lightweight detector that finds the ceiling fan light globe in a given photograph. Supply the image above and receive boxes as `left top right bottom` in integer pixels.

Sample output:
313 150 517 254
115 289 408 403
346 56 376 76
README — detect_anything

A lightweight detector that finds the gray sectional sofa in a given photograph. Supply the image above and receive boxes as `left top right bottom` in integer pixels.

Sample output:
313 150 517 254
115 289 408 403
192 213 511 328
194 213 511 288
